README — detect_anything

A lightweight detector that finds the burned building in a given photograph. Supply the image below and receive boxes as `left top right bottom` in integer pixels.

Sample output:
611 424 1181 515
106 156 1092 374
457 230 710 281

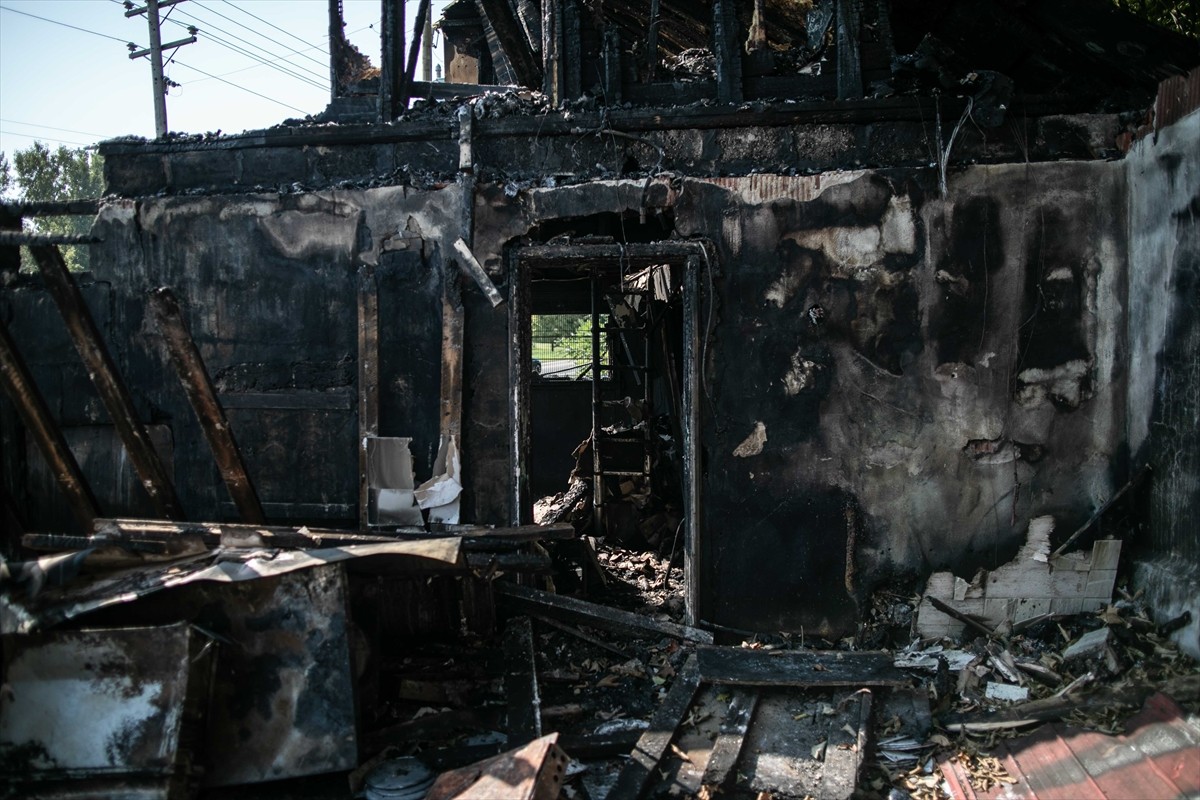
1 0 1198 797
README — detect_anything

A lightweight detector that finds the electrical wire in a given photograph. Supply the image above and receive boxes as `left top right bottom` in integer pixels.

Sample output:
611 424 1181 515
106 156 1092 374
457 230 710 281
219 0 329 55
0 130 94 148
168 59 309 113
0 5 132 44
162 7 329 87
0 119 110 139
194 0 328 69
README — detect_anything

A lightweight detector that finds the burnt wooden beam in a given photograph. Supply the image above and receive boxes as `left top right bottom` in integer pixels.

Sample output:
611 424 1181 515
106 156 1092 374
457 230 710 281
0 318 99 532
540 0 562 101
836 0 864 100
0 231 100 247
610 654 701 798
712 0 743 103
357 265 380 530
328 0 340 100
503 616 542 745
495 582 714 644
563 0 581 99
696 645 910 687
0 204 19 277
30 245 183 520
452 237 503 307
148 288 265 524
477 0 542 88
821 689 873 799
702 688 759 791
0 200 100 217
682 255 701 625
399 0 432 108
440 283 466 439
379 0 406 120
645 0 662 81
533 613 632 659
601 26 622 103
92 517 574 549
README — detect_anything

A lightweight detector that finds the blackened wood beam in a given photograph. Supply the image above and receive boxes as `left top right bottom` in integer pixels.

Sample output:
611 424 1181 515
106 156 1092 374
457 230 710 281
379 0 406 121
610 654 702 798
563 0 581 99
0 204 19 277
399 0 432 108
148 287 265 524
503 616 542 745
440 279 465 439
0 231 100 247
696 645 911 686
712 0 743 103
701 688 759 790
357 265 380 530
0 200 100 217
601 26 621 103
0 317 100 532
30 245 183 520
477 0 542 88
328 0 341 101
645 0 661 81
836 0 864 100
542 0 564 102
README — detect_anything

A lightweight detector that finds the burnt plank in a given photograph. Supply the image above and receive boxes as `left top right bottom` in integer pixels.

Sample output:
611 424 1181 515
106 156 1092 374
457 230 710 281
712 0 743 103
820 689 873 800
379 0 405 120
477 0 541 88
610 654 701 799
701 688 759 790
836 0 864 100
696 646 910 687
504 616 542 745
532 614 632 659
31 245 183 520
495 582 714 644
0 317 100 532
357 266 380 530
149 288 264 524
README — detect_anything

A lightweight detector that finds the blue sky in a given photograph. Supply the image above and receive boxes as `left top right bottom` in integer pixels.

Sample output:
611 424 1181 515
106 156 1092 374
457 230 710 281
0 0 449 158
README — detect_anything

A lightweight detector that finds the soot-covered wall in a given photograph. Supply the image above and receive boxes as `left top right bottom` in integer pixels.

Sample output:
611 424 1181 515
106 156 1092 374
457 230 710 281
3 130 1149 640
1126 109 1200 658
670 166 1128 636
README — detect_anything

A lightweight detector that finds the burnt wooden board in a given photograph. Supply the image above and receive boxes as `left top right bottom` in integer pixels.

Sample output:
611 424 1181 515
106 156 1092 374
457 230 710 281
610 654 701 799
696 646 910 687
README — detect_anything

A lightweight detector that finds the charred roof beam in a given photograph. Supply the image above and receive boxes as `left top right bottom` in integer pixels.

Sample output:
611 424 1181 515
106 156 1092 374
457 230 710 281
477 0 543 89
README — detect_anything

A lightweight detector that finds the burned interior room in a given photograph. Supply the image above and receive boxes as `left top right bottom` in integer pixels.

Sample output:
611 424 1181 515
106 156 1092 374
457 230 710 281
1 0 1199 798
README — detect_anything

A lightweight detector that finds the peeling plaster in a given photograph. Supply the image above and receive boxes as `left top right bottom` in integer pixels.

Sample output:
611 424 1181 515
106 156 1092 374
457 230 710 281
782 350 824 395
733 422 767 457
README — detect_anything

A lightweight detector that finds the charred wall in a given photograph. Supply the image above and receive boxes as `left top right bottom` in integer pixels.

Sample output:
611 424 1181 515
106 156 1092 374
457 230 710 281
3 108 1171 639
1125 108 1200 657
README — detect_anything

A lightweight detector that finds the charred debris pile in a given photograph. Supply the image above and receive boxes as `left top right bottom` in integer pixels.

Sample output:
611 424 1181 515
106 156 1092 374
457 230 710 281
1 482 1196 799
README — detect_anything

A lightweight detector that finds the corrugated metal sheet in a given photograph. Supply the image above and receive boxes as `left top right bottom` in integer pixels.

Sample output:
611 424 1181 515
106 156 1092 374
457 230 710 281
1155 65 1200 133
939 693 1200 800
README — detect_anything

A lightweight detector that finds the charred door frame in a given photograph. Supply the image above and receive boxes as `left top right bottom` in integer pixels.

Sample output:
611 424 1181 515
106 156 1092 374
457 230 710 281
508 241 708 623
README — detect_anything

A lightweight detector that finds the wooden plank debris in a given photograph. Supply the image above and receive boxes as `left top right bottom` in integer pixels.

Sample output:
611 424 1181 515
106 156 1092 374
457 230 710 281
610 654 702 799
820 689 872 800
0 231 100 246
696 646 910 687
0 317 100 532
702 688 759 792
504 616 542 746
453 238 504 307
476 0 542 88
148 288 265 524
532 614 632 659
31 245 183 520
90 517 574 550
836 0 864 100
495 582 714 644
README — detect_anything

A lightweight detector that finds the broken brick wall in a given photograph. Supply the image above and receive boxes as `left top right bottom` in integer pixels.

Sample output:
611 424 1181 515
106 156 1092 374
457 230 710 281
1125 107 1200 658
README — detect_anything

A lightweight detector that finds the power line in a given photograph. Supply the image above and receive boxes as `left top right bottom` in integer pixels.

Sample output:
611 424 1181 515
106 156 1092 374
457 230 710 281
162 6 329 87
0 119 110 138
0 5 133 44
159 14 328 92
0 130 94 148
169 59 309 113
194 0 328 69
218 0 328 55
184 24 371 84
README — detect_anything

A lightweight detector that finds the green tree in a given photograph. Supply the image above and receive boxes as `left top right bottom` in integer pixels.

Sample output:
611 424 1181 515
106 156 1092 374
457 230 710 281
0 151 12 197
10 142 104 272
1112 0 1199 35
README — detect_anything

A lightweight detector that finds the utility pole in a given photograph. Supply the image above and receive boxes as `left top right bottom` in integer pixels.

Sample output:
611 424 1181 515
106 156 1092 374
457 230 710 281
125 0 197 139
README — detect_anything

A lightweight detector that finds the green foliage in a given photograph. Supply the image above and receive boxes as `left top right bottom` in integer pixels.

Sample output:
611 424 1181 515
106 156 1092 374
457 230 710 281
9 142 104 272
531 313 596 376
1112 0 1200 36
0 151 12 197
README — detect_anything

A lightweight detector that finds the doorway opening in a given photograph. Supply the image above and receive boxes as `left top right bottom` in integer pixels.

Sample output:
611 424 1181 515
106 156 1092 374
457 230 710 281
509 242 706 621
